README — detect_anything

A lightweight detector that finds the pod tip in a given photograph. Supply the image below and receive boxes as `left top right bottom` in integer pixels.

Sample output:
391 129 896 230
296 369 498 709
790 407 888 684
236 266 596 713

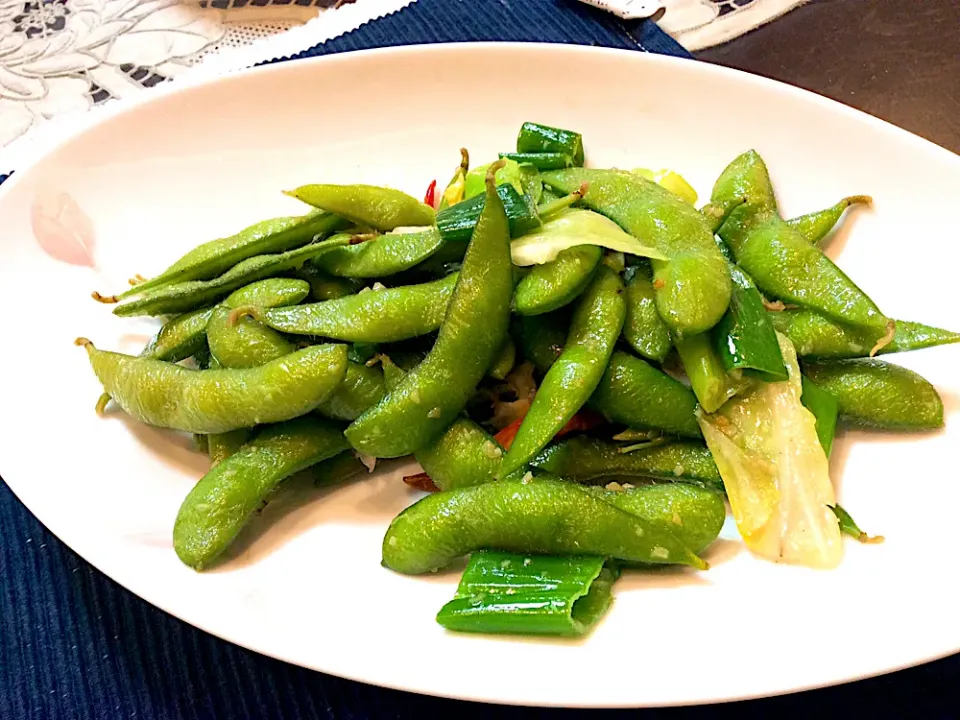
91 291 119 304
869 320 896 357
74 337 92 348
95 392 111 415
485 159 507 187
226 306 257 328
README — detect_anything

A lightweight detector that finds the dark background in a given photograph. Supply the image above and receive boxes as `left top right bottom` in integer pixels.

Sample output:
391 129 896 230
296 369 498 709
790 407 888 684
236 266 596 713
699 0 960 153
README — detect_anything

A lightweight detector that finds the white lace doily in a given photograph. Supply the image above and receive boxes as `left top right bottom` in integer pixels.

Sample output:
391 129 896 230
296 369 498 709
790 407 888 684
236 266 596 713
0 0 806 174
0 0 413 172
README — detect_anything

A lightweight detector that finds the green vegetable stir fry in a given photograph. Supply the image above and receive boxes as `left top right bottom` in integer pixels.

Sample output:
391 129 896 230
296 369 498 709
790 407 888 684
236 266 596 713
81 122 955 638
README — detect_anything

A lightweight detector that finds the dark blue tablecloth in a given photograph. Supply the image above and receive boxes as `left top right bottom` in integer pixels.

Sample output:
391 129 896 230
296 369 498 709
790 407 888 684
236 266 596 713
1 1 957 718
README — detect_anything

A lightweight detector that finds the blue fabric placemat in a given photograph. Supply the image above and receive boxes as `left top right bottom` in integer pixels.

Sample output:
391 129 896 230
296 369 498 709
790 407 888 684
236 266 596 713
1 2 956 719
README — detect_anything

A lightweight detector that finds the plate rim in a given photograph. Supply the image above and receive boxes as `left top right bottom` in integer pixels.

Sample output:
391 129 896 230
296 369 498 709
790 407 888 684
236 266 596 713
1 41 959 708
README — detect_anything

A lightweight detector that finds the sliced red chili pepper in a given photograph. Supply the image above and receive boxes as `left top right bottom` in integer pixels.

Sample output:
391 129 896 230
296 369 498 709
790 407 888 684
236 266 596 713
494 409 606 451
494 415 525 450
403 472 439 492
423 179 437 209
557 408 606 436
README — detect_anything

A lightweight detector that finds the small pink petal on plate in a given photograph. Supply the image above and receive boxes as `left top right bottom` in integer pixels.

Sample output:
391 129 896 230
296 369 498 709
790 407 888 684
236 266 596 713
31 189 97 267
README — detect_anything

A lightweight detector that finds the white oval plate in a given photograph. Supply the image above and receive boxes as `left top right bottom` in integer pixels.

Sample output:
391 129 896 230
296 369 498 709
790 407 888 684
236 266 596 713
1 43 958 708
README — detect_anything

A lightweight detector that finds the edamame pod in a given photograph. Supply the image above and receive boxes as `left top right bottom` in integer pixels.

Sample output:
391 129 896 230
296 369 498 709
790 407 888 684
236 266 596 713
488 338 517 381
307 449 368 486
584 483 726 553
712 151 891 336
252 273 457 343
787 195 871 246
622 268 672 363
207 278 310 369
543 168 731 335
588 351 701 438
116 211 341 299
203 281 311 457
78 340 348 434
284 184 435 231
140 307 214 362
313 228 445 278
803 359 944 430
316 361 385 421
769 310 960 359
208 428 251 467
511 312 567 373
415 417 503 490
500 266 625 477
296 265 363 300
207 306 295 369
512 245 602 316
226 278 312 308
346 165 514 458
204 355 253 466
676 333 748 413
174 416 349 569
381 479 706 575
532 436 722 490
112 235 369 317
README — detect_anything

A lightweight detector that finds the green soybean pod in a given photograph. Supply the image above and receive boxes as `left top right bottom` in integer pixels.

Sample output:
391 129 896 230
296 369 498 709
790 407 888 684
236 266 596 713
623 268 672 364
313 228 445 278
543 168 732 336
204 281 310 459
208 428 252 467
345 166 514 458
803 359 944 430
583 484 726 554
207 307 295 369
786 195 872 246
511 312 567 373
316 361 386 421
675 332 747 414
206 278 310 369
500 266 625 477
414 418 503 491
252 273 457 343
79 340 348 434
588 351 701 438
140 307 214 362
769 310 960 359
307 449 369 486
283 184 435 231
513 245 603 316
111 235 365 317
382 478 706 575
531 436 722 490
488 338 517 381
226 278 311 308
204 355 253 466
173 416 348 569
115 211 341 299
711 151 890 336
